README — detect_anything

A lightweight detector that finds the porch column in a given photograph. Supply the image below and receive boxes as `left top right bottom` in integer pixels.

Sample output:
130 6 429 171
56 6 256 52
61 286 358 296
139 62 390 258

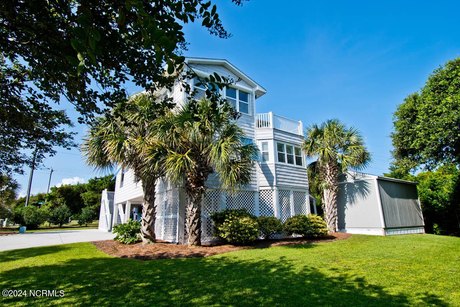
125 201 132 222
254 190 260 216
273 187 279 218
289 190 295 216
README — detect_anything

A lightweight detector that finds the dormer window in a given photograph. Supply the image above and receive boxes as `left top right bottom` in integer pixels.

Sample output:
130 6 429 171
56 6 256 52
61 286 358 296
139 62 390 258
226 87 250 114
192 78 251 115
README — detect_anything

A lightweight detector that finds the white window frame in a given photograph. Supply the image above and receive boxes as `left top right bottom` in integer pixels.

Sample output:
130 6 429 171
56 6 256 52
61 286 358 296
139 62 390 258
276 142 303 166
224 87 251 115
260 141 269 162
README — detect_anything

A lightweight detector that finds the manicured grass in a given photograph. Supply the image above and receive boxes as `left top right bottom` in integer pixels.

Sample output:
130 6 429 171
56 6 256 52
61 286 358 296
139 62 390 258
0 234 458 306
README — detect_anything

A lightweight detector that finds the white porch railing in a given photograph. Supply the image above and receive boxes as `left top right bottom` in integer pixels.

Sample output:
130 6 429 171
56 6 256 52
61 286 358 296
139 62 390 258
255 112 303 135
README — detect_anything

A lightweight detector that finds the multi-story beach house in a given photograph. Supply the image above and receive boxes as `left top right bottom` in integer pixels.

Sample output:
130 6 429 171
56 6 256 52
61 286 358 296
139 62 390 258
98 57 316 243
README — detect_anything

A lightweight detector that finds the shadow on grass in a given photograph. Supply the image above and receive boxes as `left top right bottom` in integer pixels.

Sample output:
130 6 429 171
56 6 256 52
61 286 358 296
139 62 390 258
0 245 70 262
0 251 448 306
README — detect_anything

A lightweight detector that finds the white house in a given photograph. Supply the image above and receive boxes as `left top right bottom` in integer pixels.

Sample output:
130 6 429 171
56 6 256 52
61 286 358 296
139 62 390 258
98 57 315 243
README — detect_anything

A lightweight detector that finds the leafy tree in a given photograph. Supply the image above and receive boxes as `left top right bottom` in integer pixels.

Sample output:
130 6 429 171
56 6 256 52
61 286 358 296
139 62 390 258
414 165 459 235
303 119 371 232
392 58 460 172
0 174 18 220
0 55 75 175
47 184 86 215
82 93 168 244
1 0 245 175
80 175 115 216
155 99 257 246
13 205 48 229
47 204 72 227
77 206 96 227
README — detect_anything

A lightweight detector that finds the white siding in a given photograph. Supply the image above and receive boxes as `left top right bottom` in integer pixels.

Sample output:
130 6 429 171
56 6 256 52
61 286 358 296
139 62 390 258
189 63 252 89
273 130 304 144
113 169 143 204
255 127 274 140
275 164 308 188
237 114 255 139
257 163 276 187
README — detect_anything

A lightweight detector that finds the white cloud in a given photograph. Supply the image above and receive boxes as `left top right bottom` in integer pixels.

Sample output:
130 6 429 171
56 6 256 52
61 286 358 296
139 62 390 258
55 176 87 187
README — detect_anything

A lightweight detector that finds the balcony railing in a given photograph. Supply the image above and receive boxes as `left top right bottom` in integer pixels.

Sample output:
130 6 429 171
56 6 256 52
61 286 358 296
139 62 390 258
256 112 303 135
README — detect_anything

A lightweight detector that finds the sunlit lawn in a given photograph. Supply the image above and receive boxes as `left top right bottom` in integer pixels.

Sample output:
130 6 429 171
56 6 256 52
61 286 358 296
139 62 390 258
1 220 99 233
0 234 458 306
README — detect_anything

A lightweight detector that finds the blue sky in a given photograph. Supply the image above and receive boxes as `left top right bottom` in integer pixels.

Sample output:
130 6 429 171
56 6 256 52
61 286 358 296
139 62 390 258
15 0 460 196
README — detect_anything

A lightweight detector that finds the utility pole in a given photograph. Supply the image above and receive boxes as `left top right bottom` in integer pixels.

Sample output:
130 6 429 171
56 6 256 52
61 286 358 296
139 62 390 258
25 149 37 207
47 168 54 194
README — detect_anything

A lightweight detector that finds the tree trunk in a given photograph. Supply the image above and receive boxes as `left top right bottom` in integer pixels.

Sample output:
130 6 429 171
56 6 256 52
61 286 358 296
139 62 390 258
185 191 203 246
322 163 339 232
140 179 157 244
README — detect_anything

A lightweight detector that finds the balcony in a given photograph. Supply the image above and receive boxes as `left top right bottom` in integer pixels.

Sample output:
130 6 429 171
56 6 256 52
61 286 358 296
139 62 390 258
256 112 303 136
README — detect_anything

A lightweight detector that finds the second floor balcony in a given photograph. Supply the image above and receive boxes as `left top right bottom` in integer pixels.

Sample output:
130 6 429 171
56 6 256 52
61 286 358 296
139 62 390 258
256 112 303 136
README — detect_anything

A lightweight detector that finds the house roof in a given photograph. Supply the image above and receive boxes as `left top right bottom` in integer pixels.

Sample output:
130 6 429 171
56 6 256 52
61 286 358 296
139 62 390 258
185 57 267 99
340 171 418 185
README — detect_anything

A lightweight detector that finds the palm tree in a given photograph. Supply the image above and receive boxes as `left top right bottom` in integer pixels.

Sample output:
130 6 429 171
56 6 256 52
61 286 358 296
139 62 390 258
155 99 257 246
303 119 371 232
82 93 167 244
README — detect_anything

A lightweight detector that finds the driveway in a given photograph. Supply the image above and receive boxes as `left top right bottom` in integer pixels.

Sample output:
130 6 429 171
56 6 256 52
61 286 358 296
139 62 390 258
0 229 115 252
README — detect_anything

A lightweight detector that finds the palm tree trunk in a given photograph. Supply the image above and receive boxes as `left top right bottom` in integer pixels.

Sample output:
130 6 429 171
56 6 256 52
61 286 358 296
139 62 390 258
186 192 203 246
141 179 157 244
322 163 339 232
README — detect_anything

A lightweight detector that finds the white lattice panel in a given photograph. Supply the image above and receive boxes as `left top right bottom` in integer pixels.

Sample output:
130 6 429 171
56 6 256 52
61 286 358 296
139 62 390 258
293 191 308 215
201 189 222 242
259 189 274 216
226 190 256 215
279 190 291 222
155 188 179 242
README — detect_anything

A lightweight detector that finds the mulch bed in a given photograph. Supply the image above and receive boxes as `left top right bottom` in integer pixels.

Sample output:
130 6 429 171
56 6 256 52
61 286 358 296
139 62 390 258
93 232 351 260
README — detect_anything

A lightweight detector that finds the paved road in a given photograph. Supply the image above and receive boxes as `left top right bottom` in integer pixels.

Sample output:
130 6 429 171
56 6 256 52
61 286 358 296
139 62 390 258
0 229 115 252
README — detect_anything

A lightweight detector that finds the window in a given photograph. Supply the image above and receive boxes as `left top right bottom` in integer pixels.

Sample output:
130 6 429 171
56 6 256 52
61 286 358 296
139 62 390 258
226 87 237 110
286 145 294 164
277 142 303 166
261 141 269 162
120 168 127 188
239 91 249 114
193 78 206 99
277 143 285 163
295 147 303 166
225 87 250 114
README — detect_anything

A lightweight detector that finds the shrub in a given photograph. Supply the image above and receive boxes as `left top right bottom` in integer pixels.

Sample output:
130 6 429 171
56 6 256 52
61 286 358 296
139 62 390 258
48 204 72 227
113 219 141 244
13 205 48 229
284 214 328 238
211 209 259 244
257 216 283 239
307 214 328 237
77 206 97 226
218 216 259 244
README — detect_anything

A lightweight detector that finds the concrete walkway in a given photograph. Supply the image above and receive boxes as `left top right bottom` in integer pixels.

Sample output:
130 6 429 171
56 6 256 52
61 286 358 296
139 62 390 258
0 229 115 252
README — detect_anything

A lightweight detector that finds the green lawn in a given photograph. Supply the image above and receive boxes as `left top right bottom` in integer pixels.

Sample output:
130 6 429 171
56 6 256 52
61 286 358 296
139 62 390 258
1 220 99 233
0 235 459 306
